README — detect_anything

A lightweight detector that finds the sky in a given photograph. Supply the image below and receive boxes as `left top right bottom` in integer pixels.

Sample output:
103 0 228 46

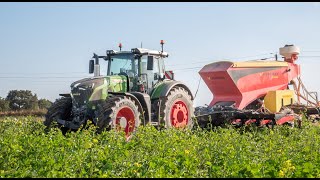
0 2 320 106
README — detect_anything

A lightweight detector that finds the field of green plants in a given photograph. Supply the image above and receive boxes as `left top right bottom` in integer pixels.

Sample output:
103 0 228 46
1 116 320 178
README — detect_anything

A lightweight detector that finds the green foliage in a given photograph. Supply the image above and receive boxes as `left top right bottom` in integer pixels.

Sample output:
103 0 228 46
38 99 53 110
6 90 39 110
1 117 320 178
1 90 52 112
0 97 10 112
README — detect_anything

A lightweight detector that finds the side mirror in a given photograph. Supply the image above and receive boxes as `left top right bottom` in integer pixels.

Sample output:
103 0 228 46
147 56 154 70
89 60 94 74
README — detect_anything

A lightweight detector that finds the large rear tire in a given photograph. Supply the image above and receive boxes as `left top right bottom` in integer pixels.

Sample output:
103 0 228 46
44 97 72 135
160 87 194 129
96 95 141 139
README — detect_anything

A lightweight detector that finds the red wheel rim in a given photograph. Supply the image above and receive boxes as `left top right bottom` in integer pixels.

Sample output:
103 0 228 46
115 106 135 137
170 100 189 128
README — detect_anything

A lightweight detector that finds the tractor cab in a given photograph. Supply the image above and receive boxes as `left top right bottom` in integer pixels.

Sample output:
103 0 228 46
89 46 169 94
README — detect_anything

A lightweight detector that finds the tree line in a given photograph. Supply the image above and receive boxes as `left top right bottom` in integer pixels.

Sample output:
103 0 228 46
0 90 52 112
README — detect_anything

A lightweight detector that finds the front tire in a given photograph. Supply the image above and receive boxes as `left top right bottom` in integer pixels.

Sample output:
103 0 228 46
44 97 72 135
96 95 141 139
160 87 194 129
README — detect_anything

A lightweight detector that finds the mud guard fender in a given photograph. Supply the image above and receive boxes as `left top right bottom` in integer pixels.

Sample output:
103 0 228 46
150 80 194 100
59 93 71 98
130 92 151 125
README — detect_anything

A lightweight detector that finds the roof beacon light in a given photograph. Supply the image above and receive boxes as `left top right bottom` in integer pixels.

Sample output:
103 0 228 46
160 40 165 52
119 43 122 51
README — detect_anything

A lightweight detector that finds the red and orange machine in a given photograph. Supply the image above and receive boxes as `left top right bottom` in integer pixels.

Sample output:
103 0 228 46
195 45 320 128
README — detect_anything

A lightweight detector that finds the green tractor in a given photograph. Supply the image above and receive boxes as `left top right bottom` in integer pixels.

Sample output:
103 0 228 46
44 41 194 138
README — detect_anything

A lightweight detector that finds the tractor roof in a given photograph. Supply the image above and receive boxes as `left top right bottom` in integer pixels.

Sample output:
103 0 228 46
106 48 169 58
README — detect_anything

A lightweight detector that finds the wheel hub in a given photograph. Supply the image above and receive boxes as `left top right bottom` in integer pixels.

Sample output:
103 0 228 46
115 106 135 137
170 100 189 128
119 117 127 128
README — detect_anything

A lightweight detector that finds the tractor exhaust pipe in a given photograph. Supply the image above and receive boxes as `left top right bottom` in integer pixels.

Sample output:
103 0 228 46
94 64 100 77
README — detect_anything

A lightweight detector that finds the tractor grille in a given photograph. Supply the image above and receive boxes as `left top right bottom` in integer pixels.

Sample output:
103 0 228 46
71 87 93 106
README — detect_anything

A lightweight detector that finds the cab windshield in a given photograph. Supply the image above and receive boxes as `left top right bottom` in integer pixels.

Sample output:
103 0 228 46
108 53 137 77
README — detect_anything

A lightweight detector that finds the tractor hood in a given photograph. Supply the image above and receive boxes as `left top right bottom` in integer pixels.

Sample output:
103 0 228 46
70 75 128 106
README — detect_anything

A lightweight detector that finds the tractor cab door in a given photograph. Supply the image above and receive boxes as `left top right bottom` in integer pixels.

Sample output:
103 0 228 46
140 55 165 94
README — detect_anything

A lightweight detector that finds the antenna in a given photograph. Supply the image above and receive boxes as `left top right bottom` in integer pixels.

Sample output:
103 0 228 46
141 42 143 48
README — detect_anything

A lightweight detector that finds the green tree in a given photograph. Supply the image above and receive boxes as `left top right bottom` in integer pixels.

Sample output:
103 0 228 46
0 97 10 111
38 98 53 109
5 90 39 111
